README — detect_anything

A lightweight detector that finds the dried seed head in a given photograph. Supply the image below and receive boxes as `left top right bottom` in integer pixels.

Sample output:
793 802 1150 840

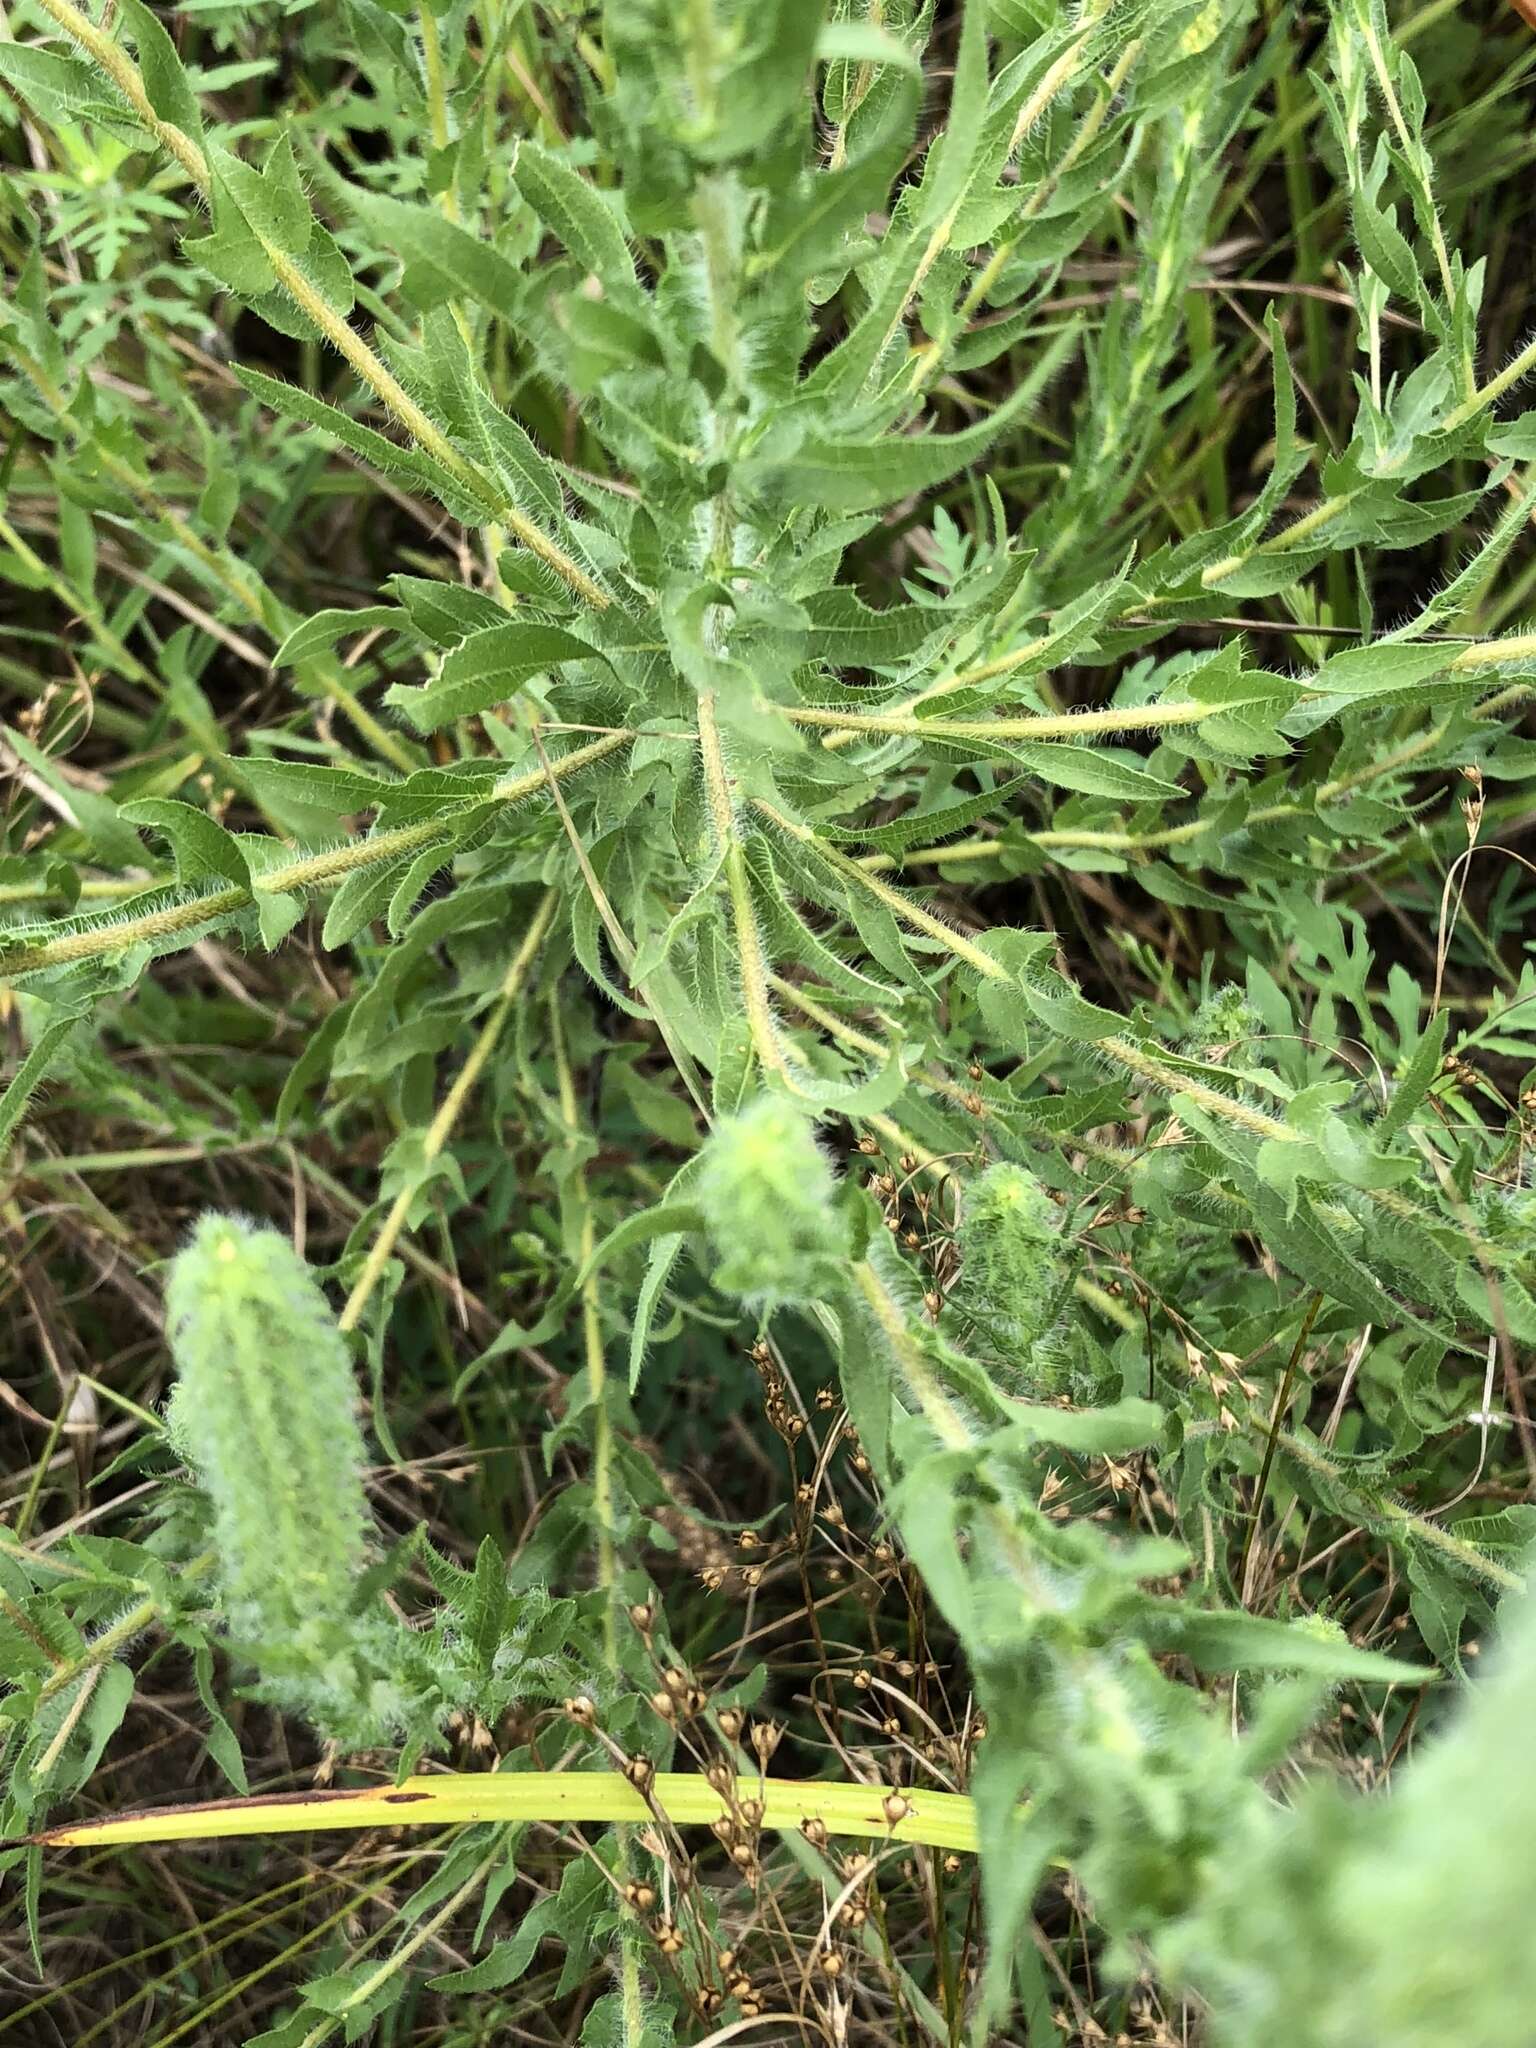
819 1950 843 1978
882 1791 911 1826
717 1707 744 1741
624 1882 656 1911
852 1667 872 1690
625 1756 656 1794
628 1601 655 1635
944 1853 962 1874
706 1759 734 1794
801 1816 829 1847
650 1690 677 1722
742 1567 764 1590
738 1796 764 1828
656 1919 685 1955
730 1842 756 1870
751 1720 783 1763
663 1666 690 1698
564 1695 597 1727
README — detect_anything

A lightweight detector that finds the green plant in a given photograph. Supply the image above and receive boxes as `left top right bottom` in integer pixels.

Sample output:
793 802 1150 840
3 0 1536 2041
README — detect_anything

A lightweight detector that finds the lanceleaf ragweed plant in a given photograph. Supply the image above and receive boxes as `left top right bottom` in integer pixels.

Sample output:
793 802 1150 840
4 0 1536 2040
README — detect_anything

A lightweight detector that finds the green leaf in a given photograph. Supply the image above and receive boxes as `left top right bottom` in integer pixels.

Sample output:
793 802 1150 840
117 0 205 141
512 142 637 296
761 327 1077 510
117 799 250 887
385 621 603 730
1140 1604 1437 1684
273 607 409 666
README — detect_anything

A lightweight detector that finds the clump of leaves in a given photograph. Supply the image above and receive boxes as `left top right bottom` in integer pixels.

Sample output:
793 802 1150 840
3 0 1536 2041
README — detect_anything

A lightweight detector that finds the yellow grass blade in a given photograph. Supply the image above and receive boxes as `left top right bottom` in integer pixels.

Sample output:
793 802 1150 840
34 1770 982 1854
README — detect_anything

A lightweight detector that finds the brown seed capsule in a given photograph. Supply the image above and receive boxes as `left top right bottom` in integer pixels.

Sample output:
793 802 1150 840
728 1975 754 2002
874 1543 896 1565
707 1760 734 1794
663 1667 689 1698
801 1816 829 1847
905 1230 923 1250
738 1528 761 1549
823 1502 846 1528
857 1135 880 1155
739 1999 763 2019
899 1153 918 1174
738 1796 764 1828
742 1566 763 1589
968 1062 983 1080
712 1815 737 1845
882 1791 911 1826
718 1707 744 1741
943 1854 962 1875
686 1687 709 1716
629 1602 655 1635
730 1842 756 1870
841 1902 868 1928
625 1756 656 1794
564 1696 597 1727
699 1565 727 1592
697 1988 724 2017
971 1715 988 1742
882 1716 901 1737
815 1386 838 1411
656 1919 685 1955
819 1951 843 1978
624 1882 657 1911
717 1949 736 1974
923 1288 943 1315
851 1452 871 1474
752 1720 783 1764
852 1668 872 1690
650 1690 677 1721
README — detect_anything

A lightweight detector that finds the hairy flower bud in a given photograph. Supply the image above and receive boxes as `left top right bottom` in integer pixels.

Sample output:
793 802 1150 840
165 1213 371 1676
955 1163 1064 1354
697 1096 847 1303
